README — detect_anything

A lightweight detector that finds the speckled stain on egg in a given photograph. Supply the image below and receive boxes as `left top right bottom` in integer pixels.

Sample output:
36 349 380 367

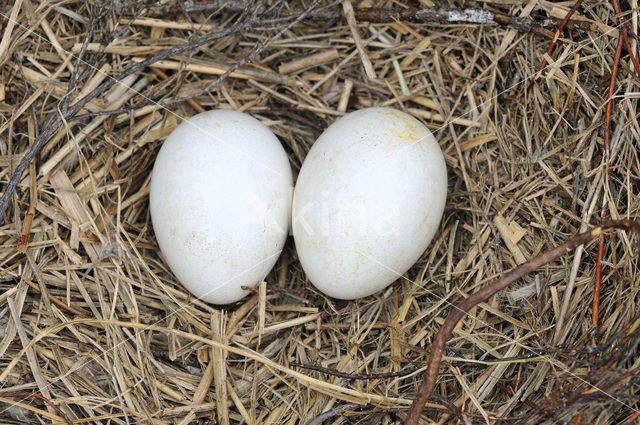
150 110 293 305
292 107 447 300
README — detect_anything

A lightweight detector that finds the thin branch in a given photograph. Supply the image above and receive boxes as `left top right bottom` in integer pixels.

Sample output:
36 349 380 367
12 52 39 139
72 0 323 120
593 32 623 345
593 0 639 346
150 67 205 113
62 3 105 114
148 2 595 33
290 362 419 380
0 5 260 221
430 394 472 425
0 391 73 425
307 403 362 425
72 2 148 89
241 284 308 297
527 0 586 92
612 0 640 76
305 394 470 425
404 219 640 425
24 279 89 317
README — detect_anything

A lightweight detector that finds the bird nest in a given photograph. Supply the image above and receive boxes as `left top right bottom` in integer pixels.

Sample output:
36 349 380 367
0 1 639 424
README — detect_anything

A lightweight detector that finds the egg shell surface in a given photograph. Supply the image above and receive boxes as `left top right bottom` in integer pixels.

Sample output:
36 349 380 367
150 110 293 304
292 107 447 299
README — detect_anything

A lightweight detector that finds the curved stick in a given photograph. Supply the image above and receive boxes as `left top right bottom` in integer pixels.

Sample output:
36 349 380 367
0 391 73 425
404 219 640 425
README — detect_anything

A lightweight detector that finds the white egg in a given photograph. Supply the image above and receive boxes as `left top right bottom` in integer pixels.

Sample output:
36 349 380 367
150 110 293 304
292 107 447 299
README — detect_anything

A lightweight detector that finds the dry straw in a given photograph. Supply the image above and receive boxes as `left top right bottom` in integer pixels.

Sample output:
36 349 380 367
0 1 639 424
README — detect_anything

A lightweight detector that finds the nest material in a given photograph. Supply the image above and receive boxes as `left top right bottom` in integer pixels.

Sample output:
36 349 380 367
0 1 639 424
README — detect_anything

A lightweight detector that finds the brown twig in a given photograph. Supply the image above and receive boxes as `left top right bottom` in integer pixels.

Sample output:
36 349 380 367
24 279 89 317
430 394 472 424
241 284 308 297
13 51 38 252
149 67 205 113
593 25 624 345
612 0 640 76
526 0 585 92
404 219 640 425
307 403 362 425
628 410 640 422
0 391 73 425
593 0 637 346
306 395 470 425
62 4 105 114
290 362 418 380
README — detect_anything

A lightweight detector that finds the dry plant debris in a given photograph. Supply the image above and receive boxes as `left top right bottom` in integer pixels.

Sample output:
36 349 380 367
0 1 639 424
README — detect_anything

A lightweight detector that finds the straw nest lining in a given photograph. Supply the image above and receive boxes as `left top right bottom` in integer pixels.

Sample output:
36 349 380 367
0 1 639 424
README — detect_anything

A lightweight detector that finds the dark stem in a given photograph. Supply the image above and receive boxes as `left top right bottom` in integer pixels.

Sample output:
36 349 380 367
290 362 418 380
404 220 640 425
0 391 73 425
593 32 623 343
12 52 39 140
72 0 323 121
62 3 105 114
0 6 258 220
526 0 586 92
148 2 594 33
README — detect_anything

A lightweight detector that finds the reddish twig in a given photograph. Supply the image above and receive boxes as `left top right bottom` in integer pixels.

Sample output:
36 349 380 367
521 378 578 425
621 27 640 76
24 279 89 317
527 0 585 92
149 67 205 113
404 219 640 425
0 391 73 425
572 410 584 425
628 409 640 422
594 0 640 346
612 0 640 76
593 30 624 345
